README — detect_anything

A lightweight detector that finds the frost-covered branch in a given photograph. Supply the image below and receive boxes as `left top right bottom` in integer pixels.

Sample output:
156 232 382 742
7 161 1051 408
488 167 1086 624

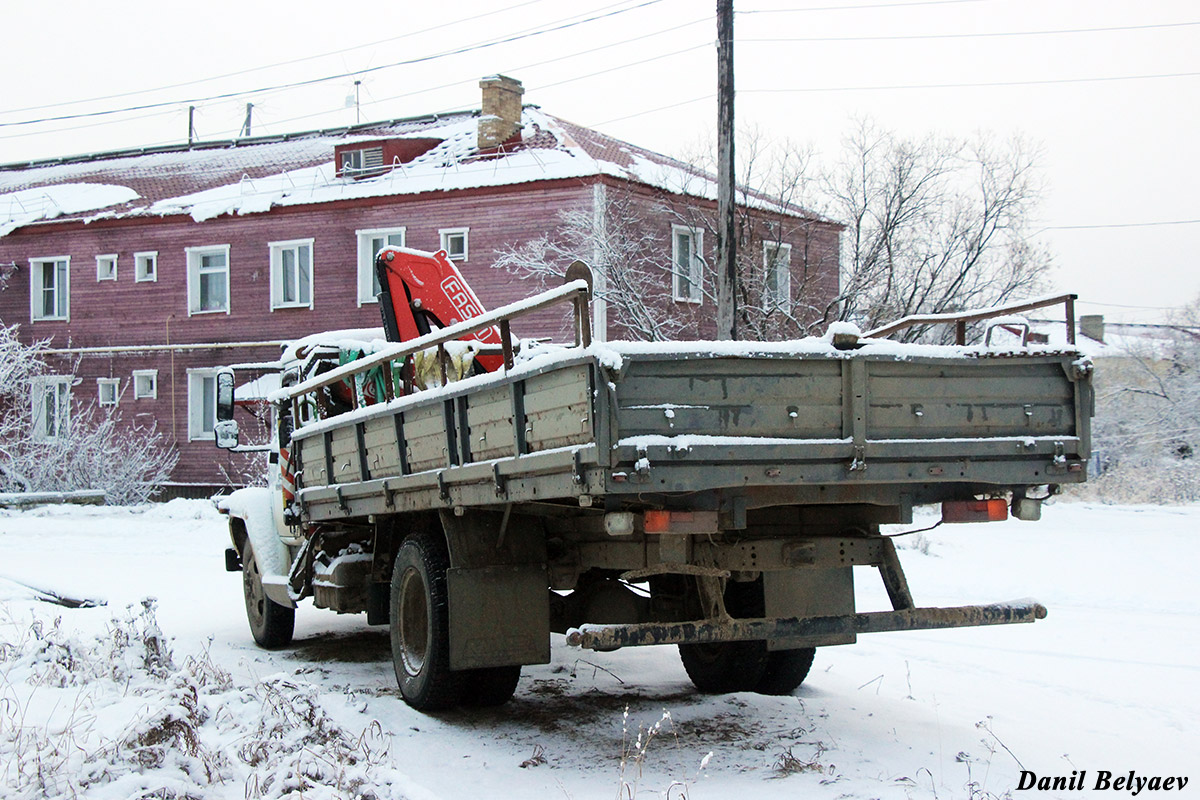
0 325 178 504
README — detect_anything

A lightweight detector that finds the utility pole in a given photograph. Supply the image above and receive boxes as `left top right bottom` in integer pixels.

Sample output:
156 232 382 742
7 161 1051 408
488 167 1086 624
240 103 254 138
187 106 197 145
355 80 362 124
715 0 737 340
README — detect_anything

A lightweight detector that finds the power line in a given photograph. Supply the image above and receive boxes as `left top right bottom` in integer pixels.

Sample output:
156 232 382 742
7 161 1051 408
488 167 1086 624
1076 301 1189 310
119 16 716 151
588 69 1200 129
1044 219 1200 231
0 0 664 130
738 0 984 13
740 19 1200 43
3 12 712 147
1 0 551 116
592 94 717 127
741 70 1200 94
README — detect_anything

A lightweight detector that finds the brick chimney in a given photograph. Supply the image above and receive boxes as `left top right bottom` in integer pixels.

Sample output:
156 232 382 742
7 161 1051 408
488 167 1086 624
478 75 524 151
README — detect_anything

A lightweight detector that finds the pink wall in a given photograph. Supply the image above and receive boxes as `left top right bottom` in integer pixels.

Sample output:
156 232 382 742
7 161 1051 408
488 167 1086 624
0 176 840 487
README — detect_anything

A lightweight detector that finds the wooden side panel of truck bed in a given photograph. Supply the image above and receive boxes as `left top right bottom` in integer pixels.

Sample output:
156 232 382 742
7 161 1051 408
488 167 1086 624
292 348 1091 522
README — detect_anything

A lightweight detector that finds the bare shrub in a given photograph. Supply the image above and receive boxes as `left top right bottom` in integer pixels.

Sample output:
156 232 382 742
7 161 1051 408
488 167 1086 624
0 324 178 503
1076 294 1200 504
1 605 394 800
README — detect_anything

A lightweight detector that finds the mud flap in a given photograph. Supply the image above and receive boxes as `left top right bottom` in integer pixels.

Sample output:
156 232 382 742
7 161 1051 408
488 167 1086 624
764 567 856 649
447 564 550 670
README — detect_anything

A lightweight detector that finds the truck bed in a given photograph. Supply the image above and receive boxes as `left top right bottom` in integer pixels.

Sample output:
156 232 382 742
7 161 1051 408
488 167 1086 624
289 339 1092 523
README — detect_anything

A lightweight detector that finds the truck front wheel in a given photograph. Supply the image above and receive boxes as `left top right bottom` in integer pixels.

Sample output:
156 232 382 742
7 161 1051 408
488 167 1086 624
242 540 295 648
390 530 463 710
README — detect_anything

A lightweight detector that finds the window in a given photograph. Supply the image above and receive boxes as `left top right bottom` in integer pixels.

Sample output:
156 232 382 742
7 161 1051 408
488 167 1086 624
31 376 71 442
96 254 118 282
270 239 314 309
671 226 703 303
763 242 792 309
30 257 70 321
356 227 405 305
341 147 384 176
188 369 218 440
135 251 157 282
186 245 230 315
440 228 469 261
97 378 120 407
133 369 158 400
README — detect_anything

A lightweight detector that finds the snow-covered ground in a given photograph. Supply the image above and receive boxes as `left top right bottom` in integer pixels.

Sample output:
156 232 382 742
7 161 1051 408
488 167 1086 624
1 500 1196 799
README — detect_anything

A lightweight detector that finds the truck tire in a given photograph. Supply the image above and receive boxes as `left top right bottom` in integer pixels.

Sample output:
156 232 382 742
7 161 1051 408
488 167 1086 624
390 530 463 710
755 647 816 695
242 540 295 648
461 665 522 707
679 640 770 693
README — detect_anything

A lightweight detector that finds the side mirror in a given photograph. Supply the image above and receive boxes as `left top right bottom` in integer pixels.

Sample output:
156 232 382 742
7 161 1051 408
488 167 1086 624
215 370 239 449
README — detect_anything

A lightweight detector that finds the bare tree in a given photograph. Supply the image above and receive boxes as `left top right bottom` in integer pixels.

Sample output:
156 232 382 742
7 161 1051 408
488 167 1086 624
825 120 1052 341
0 324 178 503
496 120 1049 344
495 134 839 342
1085 297 1200 502
670 129 837 341
494 190 690 342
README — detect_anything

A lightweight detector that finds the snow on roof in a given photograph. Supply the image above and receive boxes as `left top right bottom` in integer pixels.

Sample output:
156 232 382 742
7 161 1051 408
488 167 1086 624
0 182 139 236
0 108 829 236
1029 319 1176 360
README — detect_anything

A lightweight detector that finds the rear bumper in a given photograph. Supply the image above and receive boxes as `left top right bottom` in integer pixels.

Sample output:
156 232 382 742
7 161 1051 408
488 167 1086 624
565 599 1047 651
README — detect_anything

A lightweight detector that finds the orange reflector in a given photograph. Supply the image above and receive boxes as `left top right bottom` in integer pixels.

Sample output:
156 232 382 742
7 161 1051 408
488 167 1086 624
643 510 671 533
942 498 1008 524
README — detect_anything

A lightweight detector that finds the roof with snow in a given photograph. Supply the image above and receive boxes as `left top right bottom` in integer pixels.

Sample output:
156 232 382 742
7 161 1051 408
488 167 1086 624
0 108 830 236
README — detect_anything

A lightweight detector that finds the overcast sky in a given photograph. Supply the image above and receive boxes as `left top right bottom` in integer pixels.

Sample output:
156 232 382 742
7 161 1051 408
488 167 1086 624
3 0 1196 324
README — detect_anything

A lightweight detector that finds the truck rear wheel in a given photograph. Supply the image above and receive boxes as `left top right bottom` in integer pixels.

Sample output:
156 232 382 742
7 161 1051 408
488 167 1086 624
677 578 816 696
679 640 770 693
755 648 816 695
242 540 295 648
390 530 463 710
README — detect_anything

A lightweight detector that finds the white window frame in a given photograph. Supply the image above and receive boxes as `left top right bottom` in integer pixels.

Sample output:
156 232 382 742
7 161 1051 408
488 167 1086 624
133 369 158 400
269 238 315 310
186 245 231 315
671 225 704 304
187 369 219 441
341 147 384 175
134 251 158 283
31 376 71 442
97 378 120 407
356 227 405 306
29 256 71 321
439 227 469 262
96 254 118 282
763 241 793 309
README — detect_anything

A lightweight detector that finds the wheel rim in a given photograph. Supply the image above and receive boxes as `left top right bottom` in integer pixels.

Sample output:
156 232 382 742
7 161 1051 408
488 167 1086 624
397 565 429 677
243 549 265 627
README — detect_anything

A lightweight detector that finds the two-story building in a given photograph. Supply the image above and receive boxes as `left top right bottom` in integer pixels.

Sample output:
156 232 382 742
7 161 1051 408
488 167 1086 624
0 76 841 493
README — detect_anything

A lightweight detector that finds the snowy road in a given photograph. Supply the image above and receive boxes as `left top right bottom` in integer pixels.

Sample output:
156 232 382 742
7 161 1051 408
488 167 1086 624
1 500 1196 799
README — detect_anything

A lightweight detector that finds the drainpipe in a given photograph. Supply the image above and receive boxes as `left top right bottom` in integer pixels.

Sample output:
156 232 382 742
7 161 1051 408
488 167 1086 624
166 315 177 441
